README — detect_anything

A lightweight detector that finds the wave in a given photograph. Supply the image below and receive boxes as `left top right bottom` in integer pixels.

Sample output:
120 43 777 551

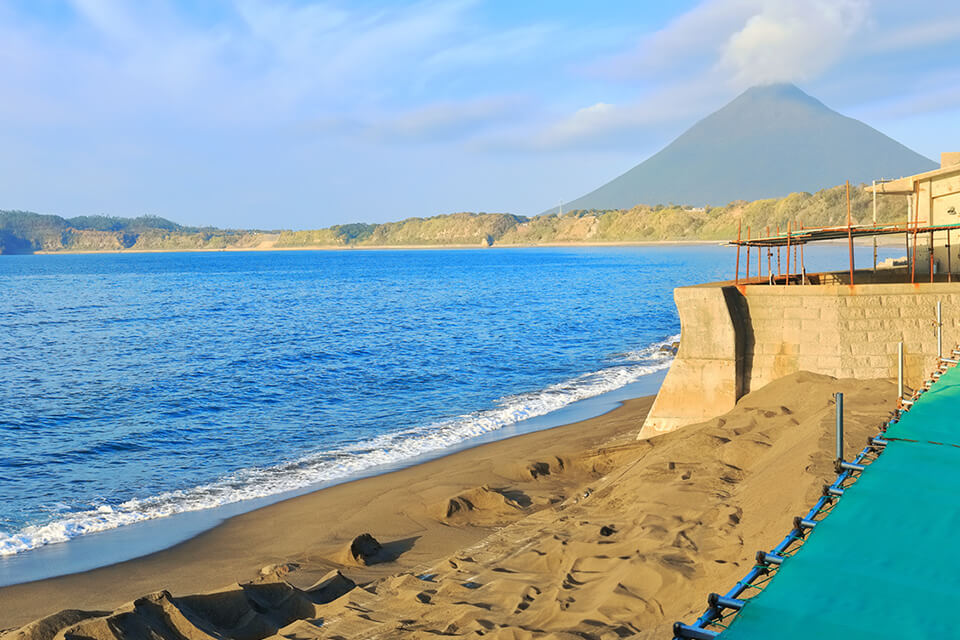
0 334 678 556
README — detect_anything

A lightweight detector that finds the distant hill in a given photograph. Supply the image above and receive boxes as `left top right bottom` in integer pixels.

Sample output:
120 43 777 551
1 184 910 254
552 83 937 212
0 211 266 254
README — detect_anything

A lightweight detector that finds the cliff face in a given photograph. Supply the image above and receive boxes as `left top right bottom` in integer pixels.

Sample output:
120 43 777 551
0 184 910 254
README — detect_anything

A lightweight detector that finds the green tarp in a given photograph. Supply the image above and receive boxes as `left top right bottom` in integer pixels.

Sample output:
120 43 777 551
722 366 960 639
885 364 960 446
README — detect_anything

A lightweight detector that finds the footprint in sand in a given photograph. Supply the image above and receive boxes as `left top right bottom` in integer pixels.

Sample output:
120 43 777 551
513 585 541 614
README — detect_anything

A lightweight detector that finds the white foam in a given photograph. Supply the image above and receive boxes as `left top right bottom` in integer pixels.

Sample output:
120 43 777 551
0 335 678 556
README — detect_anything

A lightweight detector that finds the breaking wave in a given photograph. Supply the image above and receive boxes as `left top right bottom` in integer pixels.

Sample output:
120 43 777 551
0 334 678 556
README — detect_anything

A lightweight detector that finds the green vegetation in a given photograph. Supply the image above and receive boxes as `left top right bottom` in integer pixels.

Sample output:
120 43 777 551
0 210 267 254
0 184 912 255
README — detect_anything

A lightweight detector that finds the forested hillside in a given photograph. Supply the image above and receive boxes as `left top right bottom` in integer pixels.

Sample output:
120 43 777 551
1 184 909 254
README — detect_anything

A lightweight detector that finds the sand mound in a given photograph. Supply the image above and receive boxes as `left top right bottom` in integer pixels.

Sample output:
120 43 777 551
0 610 108 640
255 563 300 582
339 533 403 566
440 485 528 524
303 569 356 604
5 582 338 640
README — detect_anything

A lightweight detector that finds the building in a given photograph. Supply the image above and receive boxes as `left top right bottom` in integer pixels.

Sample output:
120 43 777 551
868 152 960 274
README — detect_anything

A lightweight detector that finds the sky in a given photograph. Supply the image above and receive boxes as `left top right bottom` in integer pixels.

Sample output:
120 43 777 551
1 0 959 229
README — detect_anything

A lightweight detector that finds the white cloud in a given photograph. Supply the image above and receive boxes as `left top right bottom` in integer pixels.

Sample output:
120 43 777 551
592 0 873 88
720 0 869 85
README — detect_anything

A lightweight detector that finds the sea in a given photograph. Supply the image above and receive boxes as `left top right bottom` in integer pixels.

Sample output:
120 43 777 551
0 245 901 582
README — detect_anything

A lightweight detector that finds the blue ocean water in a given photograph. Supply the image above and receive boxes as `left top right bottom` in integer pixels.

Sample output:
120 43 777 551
0 245 899 562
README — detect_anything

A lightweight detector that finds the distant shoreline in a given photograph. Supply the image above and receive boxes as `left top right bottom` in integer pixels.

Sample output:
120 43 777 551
31 240 724 255
26 236 908 256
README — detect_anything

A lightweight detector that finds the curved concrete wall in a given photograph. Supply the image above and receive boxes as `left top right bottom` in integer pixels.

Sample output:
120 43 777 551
640 279 957 438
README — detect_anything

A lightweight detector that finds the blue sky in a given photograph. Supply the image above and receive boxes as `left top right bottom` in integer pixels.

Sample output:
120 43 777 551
1 0 958 229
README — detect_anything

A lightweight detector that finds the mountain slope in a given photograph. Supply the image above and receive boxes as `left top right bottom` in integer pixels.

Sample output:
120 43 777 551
556 84 936 211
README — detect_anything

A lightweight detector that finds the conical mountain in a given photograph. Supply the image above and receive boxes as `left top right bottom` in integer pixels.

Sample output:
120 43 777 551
555 83 936 211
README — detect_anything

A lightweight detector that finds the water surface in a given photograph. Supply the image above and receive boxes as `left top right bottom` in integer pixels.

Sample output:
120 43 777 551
0 245 900 566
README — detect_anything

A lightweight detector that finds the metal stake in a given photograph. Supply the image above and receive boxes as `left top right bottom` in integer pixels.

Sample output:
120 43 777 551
937 300 943 360
898 341 904 401
835 392 844 465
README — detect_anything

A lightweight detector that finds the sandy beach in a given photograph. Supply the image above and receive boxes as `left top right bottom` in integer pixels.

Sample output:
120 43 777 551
0 371 896 638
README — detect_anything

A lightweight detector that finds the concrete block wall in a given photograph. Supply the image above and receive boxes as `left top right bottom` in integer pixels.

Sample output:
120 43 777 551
640 279 959 438
638 286 742 435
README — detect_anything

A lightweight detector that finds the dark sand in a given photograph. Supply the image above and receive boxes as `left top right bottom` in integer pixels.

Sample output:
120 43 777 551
1 372 896 638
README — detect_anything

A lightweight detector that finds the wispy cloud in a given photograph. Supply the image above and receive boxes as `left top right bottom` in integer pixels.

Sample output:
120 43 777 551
491 79 720 152
309 96 526 144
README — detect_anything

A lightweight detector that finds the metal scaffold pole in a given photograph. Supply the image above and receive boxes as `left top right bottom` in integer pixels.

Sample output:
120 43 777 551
873 179 878 272
846 181 854 285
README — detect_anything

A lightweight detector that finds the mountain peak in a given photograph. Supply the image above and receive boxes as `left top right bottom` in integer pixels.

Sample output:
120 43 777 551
731 83 827 110
551 86 935 211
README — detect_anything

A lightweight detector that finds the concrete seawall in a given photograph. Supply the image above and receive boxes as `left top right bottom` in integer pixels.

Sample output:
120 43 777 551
641 276 957 437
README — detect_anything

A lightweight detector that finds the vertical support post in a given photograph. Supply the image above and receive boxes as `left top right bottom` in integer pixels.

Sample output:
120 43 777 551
786 222 791 285
930 177 935 282
948 229 953 283
873 180 878 272
776 225 782 278
746 227 751 281
898 342 904 401
793 227 798 278
912 181 920 284
800 219 806 284
733 220 743 284
758 235 762 279
906 193 912 279
801 242 806 284
835 392 844 465
766 226 772 283
847 180 854 285
937 300 943 360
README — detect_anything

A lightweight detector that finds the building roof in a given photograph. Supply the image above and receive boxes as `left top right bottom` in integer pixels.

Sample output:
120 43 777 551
866 162 960 195
730 221 960 248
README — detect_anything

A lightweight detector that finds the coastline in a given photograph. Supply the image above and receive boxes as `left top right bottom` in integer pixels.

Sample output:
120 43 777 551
30 240 724 256
0 393 659 628
24 235 908 256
